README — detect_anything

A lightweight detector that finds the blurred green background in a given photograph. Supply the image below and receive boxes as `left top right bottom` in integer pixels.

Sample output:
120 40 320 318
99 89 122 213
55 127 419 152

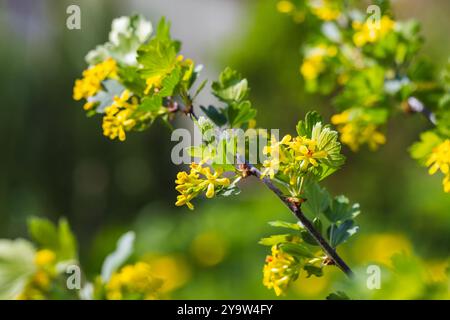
0 0 449 299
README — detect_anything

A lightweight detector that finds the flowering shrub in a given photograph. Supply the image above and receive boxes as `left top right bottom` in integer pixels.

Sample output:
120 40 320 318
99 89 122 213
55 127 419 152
69 14 362 297
1 1 447 300
276 0 450 193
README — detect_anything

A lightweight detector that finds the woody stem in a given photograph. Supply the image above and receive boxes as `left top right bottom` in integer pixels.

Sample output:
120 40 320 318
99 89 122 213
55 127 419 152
180 104 353 278
246 164 353 277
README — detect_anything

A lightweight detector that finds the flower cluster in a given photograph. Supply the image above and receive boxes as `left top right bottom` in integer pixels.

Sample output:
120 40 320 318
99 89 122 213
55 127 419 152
263 244 299 296
73 58 118 110
331 110 386 151
352 15 395 47
426 140 450 193
300 44 337 81
277 0 342 23
309 0 341 21
175 162 231 210
276 1 450 193
102 90 139 141
106 262 163 300
18 249 56 300
262 134 328 181
261 115 344 195
73 16 202 142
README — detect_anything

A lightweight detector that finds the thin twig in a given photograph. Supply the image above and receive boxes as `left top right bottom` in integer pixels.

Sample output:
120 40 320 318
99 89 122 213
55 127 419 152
181 105 354 277
247 164 354 277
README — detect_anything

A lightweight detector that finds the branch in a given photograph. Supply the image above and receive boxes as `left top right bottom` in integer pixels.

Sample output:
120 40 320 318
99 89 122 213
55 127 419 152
406 97 437 125
246 164 354 277
180 104 354 278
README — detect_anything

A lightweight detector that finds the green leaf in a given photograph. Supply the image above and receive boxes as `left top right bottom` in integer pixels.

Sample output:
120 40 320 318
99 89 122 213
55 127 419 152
212 67 249 103
228 101 257 128
311 122 345 170
279 242 314 258
137 95 163 113
137 18 179 79
409 130 442 165
327 220 359 247
324 195 360 223
268 220 301 231
326 291 350 300
57 218 77 261
334 66 386 109
296 111 323 137
303 264 323 278
302 182 330 217
101 231 135 282
118 65 146 95
0 239 36 299
193 79 208 99
200 105 227 127
258 234 292 246
28 217 59 251
216 185 241 197
28 217 77 261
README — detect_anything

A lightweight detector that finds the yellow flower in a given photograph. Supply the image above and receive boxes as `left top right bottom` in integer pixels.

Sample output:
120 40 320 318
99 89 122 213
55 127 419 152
362 124 386 151
142 254 191 293
190 232 227 267
144 75 163 95
33 271 51 289
19 249 57 299
106 262 163 300
263 134 291 160
175 162 230 210
332 110 386 151
144 55 190 95
34 249 56 267
293 139 328 170
352 16 395 47
300 45 337 80
102 90 138 141
310 0 341 21
73 58 118 101
263 245 299 296
261 158 280 179
426 140 450 193
277 1 295 14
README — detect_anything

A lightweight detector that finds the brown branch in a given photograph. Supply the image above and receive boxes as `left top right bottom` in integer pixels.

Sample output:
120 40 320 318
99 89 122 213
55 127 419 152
246 164 354 277
183 106 354 278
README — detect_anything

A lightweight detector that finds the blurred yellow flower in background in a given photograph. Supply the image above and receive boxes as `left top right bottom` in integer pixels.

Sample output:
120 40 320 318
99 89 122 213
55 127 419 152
352 16 395 47
190 231 228 267
300 45 337 80
351 233 412 266
106 262 163 300
331 110 386 151
18 249 57 300
310 0 341 21
34 249 56 267
142 254 192 294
